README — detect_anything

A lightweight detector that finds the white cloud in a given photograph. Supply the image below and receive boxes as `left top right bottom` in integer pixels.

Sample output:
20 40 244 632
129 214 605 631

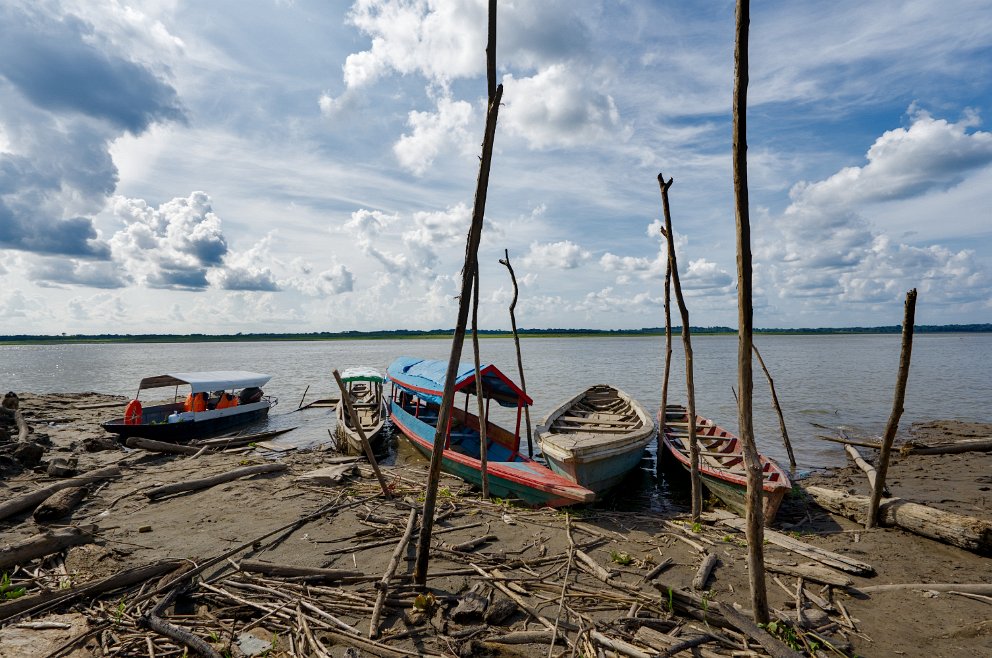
393 95 474 175
522 240 591 270
501 64 625 150
209 234 280 292
67 292 127 323
287 258 355 297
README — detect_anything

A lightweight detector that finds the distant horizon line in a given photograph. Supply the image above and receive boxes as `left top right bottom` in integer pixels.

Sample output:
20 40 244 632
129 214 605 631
2 323 990 344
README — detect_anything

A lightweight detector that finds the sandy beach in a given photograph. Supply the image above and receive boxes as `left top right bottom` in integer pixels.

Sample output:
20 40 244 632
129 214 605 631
1 392 990 657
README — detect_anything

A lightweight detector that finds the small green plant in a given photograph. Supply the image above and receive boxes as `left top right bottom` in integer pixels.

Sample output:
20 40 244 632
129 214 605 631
113 597 126 624
761 620 815 652
610 550 633 566
665 587 674 613
0 572 26 600
690 521 703 533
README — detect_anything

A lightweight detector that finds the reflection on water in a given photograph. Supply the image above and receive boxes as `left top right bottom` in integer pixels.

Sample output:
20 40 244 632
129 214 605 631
3 334 990 509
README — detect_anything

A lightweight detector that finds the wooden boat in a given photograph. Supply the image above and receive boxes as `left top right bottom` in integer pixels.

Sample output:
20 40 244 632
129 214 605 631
102 372 276 441
660 404 792 524
335 367 388 454
387 357 595 507
536 385 656 499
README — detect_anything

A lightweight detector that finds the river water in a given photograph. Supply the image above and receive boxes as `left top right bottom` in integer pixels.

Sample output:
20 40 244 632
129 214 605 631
2 334 989 485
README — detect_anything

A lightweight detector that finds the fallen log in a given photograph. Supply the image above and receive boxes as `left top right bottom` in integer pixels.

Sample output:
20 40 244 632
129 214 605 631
860 583 992 595
125 437 206 456
33 486 88 523
764 560 853 588
805 485 992 555
0 525 96 571
0 465 121 521
238 560 362 582
144 463 288 500
692 553 718 590
900 437 992 456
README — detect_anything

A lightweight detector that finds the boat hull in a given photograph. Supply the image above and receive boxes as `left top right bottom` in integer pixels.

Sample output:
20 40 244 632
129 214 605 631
660 405 791 524
102 402 271 442
390 400 594 507
536 385 656 499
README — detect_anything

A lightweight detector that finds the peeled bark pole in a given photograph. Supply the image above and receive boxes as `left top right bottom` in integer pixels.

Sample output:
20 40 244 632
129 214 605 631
657 174 701 521
499 249 533 457
414 84 503 587
867 288 917 528
752 344 796 473
144 463 287 500
471 263 490 498
333 369 390 498
807 485 992 554
0 465 121 521
659 228 674 452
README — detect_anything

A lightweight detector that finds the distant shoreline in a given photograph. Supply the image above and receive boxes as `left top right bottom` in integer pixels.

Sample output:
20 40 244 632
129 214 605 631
1 324 989 345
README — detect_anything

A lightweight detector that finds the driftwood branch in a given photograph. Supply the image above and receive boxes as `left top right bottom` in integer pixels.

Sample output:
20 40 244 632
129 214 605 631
752 344 796 472
370 508 418 638
845 444 889 496
126 437 206 455
692 553 719 590
144 463 287 500
0 525 96 571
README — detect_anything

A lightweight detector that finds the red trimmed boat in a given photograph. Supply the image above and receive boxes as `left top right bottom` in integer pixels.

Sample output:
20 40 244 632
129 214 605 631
387 357 594 507
660 404 792 524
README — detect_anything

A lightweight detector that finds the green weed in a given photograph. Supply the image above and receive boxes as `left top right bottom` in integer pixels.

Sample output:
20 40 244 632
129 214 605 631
0 572 26 600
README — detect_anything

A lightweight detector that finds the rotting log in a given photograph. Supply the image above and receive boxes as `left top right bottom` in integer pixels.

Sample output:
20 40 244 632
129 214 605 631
33 486 88 523
764 560 853 588
692 553 718 590
806 485 992 555
0 525 96 571
0 465 121 521
144 463 287 500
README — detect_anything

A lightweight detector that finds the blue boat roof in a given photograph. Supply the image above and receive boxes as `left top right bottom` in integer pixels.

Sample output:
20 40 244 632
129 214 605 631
386 357 533 408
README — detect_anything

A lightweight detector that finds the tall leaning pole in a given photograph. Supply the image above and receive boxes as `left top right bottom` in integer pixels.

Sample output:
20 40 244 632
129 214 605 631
732 0 770 623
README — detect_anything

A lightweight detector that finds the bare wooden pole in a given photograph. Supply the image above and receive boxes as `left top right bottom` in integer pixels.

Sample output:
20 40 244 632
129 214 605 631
732 0 769 624
657 174 701 520
659 226 674 454
471 261 490 498
752 343 796 473
867 288 917 528
486 0 496 101
413 85 503 586
332 370 391 499
499 249 533 457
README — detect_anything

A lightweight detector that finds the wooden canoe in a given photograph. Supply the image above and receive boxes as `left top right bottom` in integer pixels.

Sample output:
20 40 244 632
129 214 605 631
536 385 655 499
335 368 388 454
387 357 594 507
660 404 792 524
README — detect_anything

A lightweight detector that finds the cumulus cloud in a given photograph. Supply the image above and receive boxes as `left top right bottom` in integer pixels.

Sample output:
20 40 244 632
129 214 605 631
521 240 591 270
501 65 626 149
757 109 992 315
109 192 228 290
287 258 355 297
67 292 127 323
393 95 474 175
0 3 184 259
209 234 280 292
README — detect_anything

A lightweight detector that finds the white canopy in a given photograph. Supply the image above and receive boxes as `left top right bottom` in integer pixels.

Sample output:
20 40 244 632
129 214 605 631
340 367 384 383
138 371 271 394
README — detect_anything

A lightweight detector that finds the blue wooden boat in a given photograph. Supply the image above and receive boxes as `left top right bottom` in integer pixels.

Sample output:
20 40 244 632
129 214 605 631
386 357 595 507
536 385 656 499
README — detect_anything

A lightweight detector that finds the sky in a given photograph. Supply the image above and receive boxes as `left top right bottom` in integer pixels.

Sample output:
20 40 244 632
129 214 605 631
1 0 991 335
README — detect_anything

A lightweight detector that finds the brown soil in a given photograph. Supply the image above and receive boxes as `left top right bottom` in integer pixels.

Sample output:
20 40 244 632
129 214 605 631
1 392 990 657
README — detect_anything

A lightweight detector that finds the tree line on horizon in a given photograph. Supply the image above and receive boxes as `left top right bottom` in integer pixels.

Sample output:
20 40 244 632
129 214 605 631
1 323 990 343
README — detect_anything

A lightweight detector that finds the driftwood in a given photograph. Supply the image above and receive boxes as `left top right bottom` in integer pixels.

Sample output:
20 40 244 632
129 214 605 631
860 582 992 595
238 560 362 582
191 427 296 449
753 344 796 473
126 437 205 455
806 485 992 555
711 512 875 576
0 560 182 622
14 410 29 442
0 465 121 521
33 486 88 522
719 602 804 658
901 437 992 455
0 525 96 571
845 444 889 496
692 553 718 590
144 463 288 500
370 508 418 638
764 560 853 588
139 584 222 658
